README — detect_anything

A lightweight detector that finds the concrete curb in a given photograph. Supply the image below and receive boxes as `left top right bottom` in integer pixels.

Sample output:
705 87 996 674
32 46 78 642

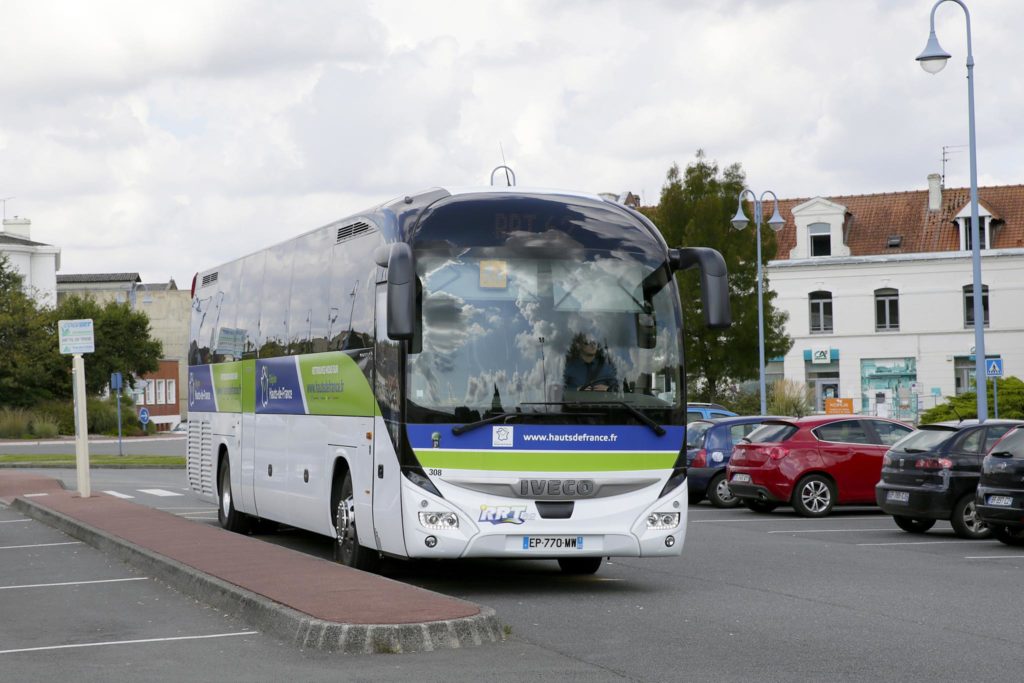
11 497 502 654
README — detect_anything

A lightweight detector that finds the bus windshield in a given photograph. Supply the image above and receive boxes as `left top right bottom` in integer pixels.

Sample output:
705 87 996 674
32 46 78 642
407 247 682 424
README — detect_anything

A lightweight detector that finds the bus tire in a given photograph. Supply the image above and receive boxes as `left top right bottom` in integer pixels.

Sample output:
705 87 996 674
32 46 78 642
557 557 602 575
333 471 380 572
218 457 252 534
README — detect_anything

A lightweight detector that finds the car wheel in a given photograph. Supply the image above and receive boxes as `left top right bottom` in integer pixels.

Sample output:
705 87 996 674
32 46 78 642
792 475 835 518
333 471 380 572
892 515 936 534
218 458 252 534
743 500 778 514
950 494 992 540
557 557 602 575
992 525 1024 547
708 472 741 509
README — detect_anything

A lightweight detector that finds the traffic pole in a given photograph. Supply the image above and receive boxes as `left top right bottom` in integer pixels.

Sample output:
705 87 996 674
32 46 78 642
73 353 91 497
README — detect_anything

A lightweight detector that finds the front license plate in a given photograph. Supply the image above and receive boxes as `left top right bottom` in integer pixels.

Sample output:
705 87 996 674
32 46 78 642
732 473 752 484
988 495 1014 507
886 490 910 504
522 536 584 550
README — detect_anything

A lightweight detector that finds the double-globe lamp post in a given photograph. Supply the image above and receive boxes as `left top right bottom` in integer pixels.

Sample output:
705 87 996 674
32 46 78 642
731 189 785 415
917 0 987 422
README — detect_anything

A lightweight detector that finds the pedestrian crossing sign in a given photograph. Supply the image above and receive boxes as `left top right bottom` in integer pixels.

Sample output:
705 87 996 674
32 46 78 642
986 358 1003 378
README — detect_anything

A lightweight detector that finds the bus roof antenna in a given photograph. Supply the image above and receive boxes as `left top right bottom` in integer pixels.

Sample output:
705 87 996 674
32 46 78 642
490 165 516 187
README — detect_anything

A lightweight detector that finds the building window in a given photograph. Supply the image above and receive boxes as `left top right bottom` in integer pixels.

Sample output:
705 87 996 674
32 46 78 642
809 290 833 334
156 380 166 404
145 380 155 405
961 217 989 251
167 380 176 406
875 288 899 331
963 284 989 328
809 223 831 257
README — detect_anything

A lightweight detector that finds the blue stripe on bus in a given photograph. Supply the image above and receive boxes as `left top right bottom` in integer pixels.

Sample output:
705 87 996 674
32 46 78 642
406 423 683 451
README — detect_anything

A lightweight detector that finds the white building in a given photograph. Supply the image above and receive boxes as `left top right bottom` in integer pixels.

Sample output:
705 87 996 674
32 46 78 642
0 217 61 306
766 175 1024 421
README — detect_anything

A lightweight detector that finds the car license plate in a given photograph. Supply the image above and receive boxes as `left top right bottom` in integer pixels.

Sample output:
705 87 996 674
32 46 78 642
732 473 751 484
988 495 1014 507
522 536 584 550
886 490 910 504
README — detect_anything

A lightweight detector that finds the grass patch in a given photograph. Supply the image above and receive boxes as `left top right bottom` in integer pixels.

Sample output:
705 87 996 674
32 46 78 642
0 454 185 468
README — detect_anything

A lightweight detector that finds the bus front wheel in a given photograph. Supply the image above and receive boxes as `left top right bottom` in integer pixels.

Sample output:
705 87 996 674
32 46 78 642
557 557 602 575
333 471 380 572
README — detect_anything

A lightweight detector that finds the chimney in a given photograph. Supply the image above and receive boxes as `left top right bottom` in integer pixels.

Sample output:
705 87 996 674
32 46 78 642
927 174 942 212
2 216 31 239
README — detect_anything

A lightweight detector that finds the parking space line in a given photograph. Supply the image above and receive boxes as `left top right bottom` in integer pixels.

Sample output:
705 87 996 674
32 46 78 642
692 515 883 524
0 630 259 655
102 490 135 499
0 519 30 524
857 540 985 546
22 493 49 498
137 489 183 497
0 577 147 591
156 507 216 511
0 542 82 551
767 528 894 534
965 555 1023 560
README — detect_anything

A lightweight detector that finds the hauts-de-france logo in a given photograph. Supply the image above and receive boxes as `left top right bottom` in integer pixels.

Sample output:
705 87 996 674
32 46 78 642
260 365 270 408
188 373 196 408
492 425 514 448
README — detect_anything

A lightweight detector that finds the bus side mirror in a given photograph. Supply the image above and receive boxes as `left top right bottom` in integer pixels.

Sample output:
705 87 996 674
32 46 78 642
669 247 732 329
385 243 415 340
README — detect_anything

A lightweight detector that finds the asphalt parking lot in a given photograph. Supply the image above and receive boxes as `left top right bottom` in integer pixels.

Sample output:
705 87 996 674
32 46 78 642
5 468 1024 681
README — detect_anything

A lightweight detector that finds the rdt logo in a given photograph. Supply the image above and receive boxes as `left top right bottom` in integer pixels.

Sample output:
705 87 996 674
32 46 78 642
478 505 528 525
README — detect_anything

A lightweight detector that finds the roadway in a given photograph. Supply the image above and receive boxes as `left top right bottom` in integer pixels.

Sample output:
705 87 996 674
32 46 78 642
4 466 1024 681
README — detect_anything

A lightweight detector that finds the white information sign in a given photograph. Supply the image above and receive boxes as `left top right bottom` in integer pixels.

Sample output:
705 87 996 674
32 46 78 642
58 319 95 354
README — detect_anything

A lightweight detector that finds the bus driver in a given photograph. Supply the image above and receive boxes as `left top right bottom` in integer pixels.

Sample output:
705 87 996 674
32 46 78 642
563 332 618 392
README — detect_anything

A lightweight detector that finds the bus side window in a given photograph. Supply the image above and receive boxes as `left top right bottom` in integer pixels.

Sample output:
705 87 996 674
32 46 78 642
258 241 295 358
237 252 266 360
287 230 332 355
328 233 379 352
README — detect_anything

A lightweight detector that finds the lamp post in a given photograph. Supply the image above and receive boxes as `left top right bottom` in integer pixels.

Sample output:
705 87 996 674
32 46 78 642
917 0 987 422
731 189 786 415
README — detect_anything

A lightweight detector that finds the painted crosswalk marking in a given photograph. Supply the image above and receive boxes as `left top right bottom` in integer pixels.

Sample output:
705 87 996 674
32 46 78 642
103 490 135 499
137 489 183 497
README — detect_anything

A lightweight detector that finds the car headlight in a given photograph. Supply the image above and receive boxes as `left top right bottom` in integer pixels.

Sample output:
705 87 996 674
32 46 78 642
418 511 459 530
646 512 680 530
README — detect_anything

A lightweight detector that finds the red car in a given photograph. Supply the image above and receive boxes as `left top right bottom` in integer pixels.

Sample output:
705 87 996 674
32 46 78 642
726 415 914 517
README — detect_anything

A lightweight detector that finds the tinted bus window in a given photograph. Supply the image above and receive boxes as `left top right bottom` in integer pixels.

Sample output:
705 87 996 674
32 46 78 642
287 230 332 355
258 242 294 358
237 252 265 360
328 233 378 352
209 259 241 363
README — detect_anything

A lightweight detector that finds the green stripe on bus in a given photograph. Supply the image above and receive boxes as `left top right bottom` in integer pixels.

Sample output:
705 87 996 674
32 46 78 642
414 450 677 471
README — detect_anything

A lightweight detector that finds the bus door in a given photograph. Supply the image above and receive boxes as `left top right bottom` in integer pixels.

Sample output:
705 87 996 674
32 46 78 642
371 284 408 556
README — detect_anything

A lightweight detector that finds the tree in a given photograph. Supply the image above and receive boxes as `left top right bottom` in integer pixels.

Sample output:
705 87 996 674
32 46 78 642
49 296 163 396
0 255 57 407
643 151 792 401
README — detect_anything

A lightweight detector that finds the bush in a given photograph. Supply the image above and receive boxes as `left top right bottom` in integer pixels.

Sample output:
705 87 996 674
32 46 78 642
0 408 32 438
35 400 75 434
30 415 60 438
920 376 1024 424
768 379 813 417
716 385 762 416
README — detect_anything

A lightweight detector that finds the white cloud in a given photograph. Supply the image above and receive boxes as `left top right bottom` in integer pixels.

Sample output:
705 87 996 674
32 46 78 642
0 0 1021 286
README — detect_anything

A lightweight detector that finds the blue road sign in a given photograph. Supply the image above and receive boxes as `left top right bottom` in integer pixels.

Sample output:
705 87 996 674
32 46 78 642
139 407 150 425
110 372 122 391
986 358 1004 378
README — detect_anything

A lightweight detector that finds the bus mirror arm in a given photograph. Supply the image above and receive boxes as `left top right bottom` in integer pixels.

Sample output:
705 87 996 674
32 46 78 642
386 243 416 340
669 247 732 329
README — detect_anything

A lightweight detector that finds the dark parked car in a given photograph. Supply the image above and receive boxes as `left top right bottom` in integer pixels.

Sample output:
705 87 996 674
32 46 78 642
876 420 1023 539
686 416 787 507
976 425 1024 546
728 415 914 517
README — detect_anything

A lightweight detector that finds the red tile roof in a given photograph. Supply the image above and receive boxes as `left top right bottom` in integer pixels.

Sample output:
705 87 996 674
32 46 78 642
770 183 1024 259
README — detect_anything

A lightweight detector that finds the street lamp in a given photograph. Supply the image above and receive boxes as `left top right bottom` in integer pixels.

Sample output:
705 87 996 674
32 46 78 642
917 0 987 422
731 189 786 415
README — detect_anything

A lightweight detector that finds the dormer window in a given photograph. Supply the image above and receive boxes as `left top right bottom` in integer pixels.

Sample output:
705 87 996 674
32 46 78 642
809 223 831 257
963 217 988 251
955 203 994 251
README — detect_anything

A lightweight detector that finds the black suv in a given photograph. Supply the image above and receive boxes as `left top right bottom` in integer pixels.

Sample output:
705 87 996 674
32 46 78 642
976 425 1024 546
876 420 1024 539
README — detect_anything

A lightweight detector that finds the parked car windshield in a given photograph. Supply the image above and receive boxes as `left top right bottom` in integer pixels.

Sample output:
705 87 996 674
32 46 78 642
891 426 958 453
745 422 798 443
686 421 713 448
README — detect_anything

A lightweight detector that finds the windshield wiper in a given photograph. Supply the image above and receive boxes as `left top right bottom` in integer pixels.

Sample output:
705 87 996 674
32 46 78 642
451 412 524 436
522 401 666 436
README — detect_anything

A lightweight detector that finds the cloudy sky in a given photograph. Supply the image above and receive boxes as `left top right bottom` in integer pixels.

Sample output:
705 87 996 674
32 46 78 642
3 0 1022 287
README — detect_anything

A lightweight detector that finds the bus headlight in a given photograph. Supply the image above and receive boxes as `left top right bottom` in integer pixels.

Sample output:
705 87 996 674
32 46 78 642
646 512 680 530
418 511 459 530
